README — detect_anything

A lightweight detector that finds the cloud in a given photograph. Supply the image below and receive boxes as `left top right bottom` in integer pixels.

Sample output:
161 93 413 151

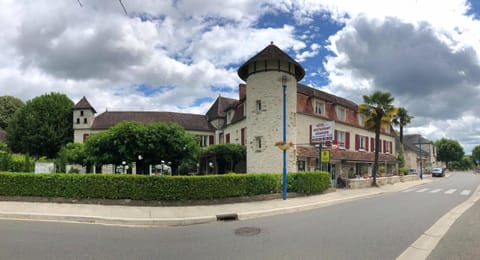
325 15 480 120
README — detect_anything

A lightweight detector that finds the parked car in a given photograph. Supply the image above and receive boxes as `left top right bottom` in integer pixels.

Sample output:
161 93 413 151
431 167 445 177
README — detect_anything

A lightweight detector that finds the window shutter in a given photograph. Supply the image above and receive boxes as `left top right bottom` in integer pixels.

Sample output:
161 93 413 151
379 139 383 152
390 142 393 153
334 130 338 145
355 135 359 150
209 135 214 145
371 138 374 152
226 133 230 144
345 132 350 149
309 125 312 144
365 136 369 151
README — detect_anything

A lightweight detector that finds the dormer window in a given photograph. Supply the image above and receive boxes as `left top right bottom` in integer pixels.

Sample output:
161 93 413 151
314 100 325 115
358 114 364 127
227 110 234 124
336 106 346 121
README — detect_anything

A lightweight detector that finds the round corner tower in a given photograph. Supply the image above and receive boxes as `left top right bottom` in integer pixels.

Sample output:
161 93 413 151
237 43 305 173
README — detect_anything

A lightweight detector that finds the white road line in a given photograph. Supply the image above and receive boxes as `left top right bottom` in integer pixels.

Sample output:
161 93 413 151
416 188 430 193
445 189 457 194
460 190 471 196
402 188 416 193
429 189 442 193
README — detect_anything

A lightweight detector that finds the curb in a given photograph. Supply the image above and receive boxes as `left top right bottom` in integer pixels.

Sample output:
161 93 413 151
396 176 480 260
0 212 218 227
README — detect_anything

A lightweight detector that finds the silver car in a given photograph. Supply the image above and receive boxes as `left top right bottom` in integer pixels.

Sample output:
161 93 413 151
431 167 445 177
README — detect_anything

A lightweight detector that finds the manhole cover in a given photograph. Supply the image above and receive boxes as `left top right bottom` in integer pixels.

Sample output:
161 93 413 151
234 227 261 236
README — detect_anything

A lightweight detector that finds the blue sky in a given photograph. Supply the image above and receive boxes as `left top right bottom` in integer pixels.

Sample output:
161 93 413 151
2 0 480 154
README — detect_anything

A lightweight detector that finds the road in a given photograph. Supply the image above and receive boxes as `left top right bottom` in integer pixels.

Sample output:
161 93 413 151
0 172 478 260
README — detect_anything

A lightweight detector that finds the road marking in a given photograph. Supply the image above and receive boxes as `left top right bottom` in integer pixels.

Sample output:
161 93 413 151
460 190 471 196
445 189 456 194
402 188 416 193
429 189 442 193
416 188 430 193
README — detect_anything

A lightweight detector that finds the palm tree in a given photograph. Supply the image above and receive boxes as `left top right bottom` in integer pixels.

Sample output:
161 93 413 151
392 107 414 144
358 91 398 187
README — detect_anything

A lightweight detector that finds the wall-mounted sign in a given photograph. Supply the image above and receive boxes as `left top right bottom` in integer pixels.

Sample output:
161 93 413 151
311 121 335 144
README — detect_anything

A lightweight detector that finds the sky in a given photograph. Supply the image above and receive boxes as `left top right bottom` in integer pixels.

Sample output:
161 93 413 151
1 0 480 154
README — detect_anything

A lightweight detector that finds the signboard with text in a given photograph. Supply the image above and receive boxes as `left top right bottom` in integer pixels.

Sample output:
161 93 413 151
311 121 335 144
321 150 330 163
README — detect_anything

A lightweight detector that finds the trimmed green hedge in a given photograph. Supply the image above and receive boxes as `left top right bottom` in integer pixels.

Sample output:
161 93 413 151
0 171 330 201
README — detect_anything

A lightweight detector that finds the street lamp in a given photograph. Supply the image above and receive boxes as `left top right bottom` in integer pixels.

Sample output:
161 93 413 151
122 161 126 174
209 162 214 174
282 75 287 200
160 160 165 175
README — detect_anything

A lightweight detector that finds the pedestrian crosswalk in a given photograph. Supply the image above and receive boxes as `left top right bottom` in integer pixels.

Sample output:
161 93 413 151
402 187 472 196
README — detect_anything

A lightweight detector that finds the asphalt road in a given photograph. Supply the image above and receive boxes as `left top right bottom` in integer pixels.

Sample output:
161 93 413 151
0 172 478 260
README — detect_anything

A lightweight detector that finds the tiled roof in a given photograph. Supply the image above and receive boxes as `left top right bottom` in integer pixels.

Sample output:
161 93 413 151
297 146 397 162
237 43 305 81
206 96 238 121
74 96 96 113
297 84 358 111
90 111 213 131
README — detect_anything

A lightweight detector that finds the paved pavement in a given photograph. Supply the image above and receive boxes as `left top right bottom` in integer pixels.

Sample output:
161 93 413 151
1 173 477 259
0 177 433 227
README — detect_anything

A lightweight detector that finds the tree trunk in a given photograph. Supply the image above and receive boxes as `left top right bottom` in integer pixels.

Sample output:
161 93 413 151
400 126 404 144
372 117 381 187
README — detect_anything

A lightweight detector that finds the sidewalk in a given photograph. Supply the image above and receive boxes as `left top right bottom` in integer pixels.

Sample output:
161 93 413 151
0 178 431 227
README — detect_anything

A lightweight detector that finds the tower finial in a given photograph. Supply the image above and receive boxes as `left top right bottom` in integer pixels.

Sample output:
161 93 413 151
270 41 274 45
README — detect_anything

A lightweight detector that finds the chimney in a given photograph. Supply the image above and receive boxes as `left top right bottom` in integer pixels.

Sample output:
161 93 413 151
239 84 246 101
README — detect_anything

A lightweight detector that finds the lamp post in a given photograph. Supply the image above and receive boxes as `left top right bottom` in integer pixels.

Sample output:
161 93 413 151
282 75 287 200
122 161 126 174
160 160 165 175
414 137 431 180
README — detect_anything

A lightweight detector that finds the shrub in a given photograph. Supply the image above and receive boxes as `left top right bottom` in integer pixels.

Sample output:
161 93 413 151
0 171 330 201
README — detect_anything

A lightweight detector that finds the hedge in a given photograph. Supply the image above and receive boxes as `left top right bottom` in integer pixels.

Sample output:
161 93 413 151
0 171 330 201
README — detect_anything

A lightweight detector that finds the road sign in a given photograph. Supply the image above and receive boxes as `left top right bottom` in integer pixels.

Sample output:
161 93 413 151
321 150 330 163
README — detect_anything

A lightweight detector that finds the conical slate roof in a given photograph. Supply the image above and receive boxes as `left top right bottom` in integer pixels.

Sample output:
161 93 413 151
237 43 305 81
74 96 96 113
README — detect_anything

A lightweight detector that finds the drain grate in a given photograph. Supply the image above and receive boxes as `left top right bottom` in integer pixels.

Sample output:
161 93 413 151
234 227 261 236
216 213 238 221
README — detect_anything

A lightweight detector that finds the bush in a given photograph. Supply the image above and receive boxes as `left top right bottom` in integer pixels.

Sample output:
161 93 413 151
0 171 330 201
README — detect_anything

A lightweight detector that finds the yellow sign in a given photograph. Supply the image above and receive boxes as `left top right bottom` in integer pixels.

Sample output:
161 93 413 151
321 150 330 163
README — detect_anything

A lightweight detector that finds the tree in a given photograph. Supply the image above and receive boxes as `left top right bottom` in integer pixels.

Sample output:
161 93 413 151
449 155 474 171
0 96 24 130
6 93 73 158
358 91 398 186
392 107 413 144
472 145 480 166
201 144 246 173
435 138 464 169
84 121 200 174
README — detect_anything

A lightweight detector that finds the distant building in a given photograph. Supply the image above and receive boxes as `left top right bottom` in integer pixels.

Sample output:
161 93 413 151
73 43 398 179
403 134 439 173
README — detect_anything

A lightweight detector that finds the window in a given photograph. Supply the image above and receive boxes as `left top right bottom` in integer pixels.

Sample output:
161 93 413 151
356 135 369 151
226 133 230 144
335 130 349 149
83 118 87 124
256 100 262 112
241 128 245 145
227 110 234 123
80 110 84 116
199 135 208 147
255 136 262 151
336 106 346 121
358 114 364 127
82 134 89 142
76 118 80 124
314 101 325 115
385 141 393 153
